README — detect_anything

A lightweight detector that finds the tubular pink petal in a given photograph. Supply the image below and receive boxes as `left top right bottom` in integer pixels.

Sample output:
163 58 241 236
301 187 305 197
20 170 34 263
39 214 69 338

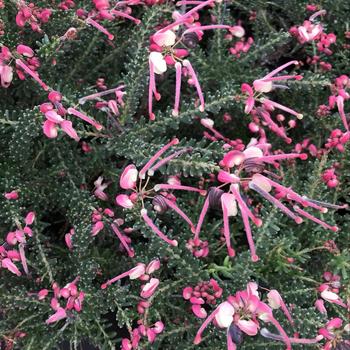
261 328 321 344
159 0 214 34
293 206 338 232
182 25 232 36
194 304 222 345
79 85 125 104
194 196 210 240
262 75 302 82
148 148 192 176
249 182 303 224
60 120 80 141
111 10 141 24
15 59 48 91
221 194 236 257
67 107 103 130
267 290 294 326
240 202 259 262
154 184 206 195
86 18 114 40
46 307 67 324
101 264 145 289
336 96 349 131
111 224 135 257
148 59 156 120
267 316 292 350
160 196 195 231
262 98 303 119
257 153 307 163
172 62 182 117
139 138 179 179
19 244 29 275
263 61 299 79
183 60 205 112
141 209 178 246
258 109 291 143
230 185 262 226
227 331 237 350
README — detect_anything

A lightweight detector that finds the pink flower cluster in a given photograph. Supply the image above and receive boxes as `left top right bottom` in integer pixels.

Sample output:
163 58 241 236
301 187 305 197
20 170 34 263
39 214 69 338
241 61 303 143
100 260 164 348
16 1 52 32
40 91 103 141
148 0 244 118
194 282 321 350
116 138 204 248
1 212 35 276
317 271 348 309
0 44 47 90
183 279 223 318
322 167 339 188
324 129 350 153
38 277 84 324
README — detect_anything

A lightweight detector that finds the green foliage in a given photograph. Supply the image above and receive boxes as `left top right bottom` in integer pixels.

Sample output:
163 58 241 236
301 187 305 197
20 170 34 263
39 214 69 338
0 1 349 350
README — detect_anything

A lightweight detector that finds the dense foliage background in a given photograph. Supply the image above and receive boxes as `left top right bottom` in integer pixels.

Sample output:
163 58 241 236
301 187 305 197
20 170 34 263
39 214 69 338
0 0 349 349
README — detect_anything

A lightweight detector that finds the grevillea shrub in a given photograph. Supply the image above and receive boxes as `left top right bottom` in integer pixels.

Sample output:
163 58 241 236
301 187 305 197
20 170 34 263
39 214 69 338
1 0 350 349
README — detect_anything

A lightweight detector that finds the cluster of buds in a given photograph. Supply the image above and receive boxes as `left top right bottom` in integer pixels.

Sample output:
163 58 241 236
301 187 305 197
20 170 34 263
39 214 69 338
1 212 35 276
193 139 347 261
294 138 319 157
38 277 84 324
40 91 103 141
324 129 350 152
241 60 303 142
116 138 205 247
322 166 339 188
307 55 332 71
0 44 47 90
229 37 254 58
194 282 322 349
15 1 52 32
186 237 209 258
183 279 223 318
148 0 244 119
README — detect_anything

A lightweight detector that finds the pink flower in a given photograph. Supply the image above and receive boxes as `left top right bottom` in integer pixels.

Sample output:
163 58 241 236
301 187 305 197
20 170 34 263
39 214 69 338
45 307 67 324
140 278 160 298
120 165 138 189
101 263 146 289
4 190 19 200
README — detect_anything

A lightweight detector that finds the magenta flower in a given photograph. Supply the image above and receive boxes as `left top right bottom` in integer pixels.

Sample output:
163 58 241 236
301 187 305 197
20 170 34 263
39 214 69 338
116 138 204 248
148 1 244 119
44 277 84 324
194 142 347 261
194 282 300 350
